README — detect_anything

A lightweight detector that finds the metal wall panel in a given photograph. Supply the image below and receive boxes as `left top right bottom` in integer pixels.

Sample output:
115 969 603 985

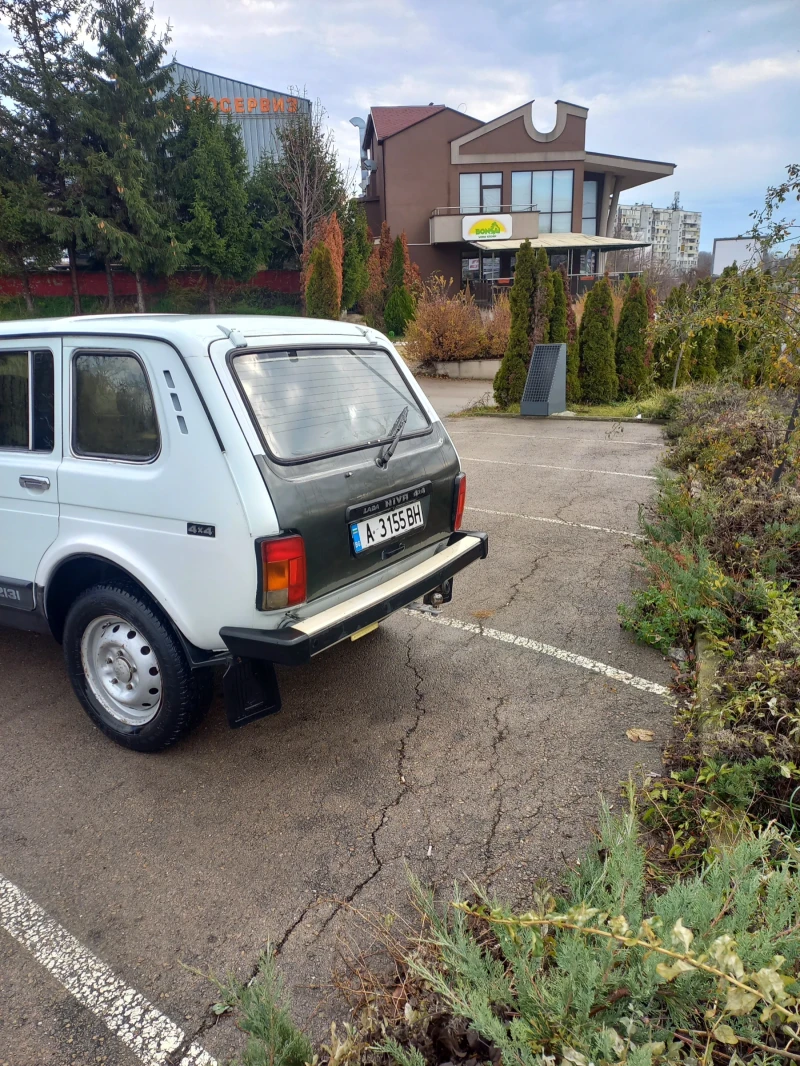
166 62 311 172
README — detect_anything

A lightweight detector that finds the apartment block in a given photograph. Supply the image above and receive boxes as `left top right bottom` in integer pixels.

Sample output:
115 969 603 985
617 201 701 270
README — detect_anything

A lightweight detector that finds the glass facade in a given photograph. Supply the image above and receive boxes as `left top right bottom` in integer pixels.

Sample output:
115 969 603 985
582 180 598 235
510 170 573 232
459 172 503 213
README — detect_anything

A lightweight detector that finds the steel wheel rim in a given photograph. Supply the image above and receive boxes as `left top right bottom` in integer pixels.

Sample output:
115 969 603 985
80 614 163 726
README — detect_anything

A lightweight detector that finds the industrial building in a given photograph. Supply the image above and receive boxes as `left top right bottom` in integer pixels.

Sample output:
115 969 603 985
353 99 675 295
164 62 311 172
616 198 701 271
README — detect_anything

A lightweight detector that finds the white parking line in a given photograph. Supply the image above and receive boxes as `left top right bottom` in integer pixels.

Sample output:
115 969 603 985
465 505 645 539
461 456 657 480
406 611 670 697
451 429 662 447
0 874 215 1066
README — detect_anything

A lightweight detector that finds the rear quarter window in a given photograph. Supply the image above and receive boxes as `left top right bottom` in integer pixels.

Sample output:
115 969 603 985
231 346 430 463
73 351 159 461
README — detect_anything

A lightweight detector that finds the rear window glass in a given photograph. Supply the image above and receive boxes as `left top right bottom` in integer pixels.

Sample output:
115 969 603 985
231 347 430 462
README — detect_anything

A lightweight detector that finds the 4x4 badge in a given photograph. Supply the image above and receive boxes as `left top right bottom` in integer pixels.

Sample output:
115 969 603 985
187 523 216 538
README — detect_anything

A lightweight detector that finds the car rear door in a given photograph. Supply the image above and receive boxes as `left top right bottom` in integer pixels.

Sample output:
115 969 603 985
0 338 61 613
210 339 461 602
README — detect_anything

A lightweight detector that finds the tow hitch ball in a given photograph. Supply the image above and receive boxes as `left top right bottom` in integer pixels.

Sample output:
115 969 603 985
423 578 453 608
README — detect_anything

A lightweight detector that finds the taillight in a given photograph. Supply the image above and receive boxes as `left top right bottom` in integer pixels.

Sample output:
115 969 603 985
453 473 467 531
259 535 306 610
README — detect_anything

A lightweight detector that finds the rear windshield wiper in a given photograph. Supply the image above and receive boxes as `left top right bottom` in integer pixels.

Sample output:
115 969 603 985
376 405 409 468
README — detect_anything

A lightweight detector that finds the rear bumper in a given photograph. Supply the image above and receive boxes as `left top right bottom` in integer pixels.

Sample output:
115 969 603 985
220 530 488 666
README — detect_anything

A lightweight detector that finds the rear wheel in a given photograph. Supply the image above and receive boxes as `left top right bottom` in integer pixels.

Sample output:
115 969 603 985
63 582 212 752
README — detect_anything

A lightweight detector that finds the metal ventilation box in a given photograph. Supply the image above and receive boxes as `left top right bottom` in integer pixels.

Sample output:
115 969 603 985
520 343 567 417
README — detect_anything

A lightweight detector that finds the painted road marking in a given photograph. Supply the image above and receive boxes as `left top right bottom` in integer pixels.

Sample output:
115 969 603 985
461 456 657 480
465 505 645 539
0 874 215 1066
451 429 662 447
406 611 670 697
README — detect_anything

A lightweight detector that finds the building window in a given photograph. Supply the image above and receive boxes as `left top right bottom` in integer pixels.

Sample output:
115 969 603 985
73 351 159 461
511 169 573 232
0 350 54 451
582 180 598 236
460 172 502 214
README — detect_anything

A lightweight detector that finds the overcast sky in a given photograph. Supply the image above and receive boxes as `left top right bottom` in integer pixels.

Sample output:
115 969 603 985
5 0 798 249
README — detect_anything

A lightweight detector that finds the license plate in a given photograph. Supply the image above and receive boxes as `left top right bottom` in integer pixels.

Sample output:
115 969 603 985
351 500 424 554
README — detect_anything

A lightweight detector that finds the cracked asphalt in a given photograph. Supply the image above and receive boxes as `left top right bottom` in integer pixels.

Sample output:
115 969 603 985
0 382 671 1065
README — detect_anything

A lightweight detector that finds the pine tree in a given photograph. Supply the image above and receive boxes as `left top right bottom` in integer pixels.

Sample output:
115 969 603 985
171 101 256 312
578 277 618 404
383 235 414 335
341 200 370 311
494 239 535 408
0 153 61 314
386 235 406 294
614 276 649 397
0 0 87 312
79 0 182 311
531 248 553 347
305 241 338 319
363 245 386 329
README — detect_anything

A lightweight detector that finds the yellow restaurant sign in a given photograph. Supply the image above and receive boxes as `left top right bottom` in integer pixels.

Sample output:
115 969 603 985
184 95 300 114
462 214 513 241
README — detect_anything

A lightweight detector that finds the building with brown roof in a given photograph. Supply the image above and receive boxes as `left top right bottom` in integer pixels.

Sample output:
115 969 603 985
355 99 675 295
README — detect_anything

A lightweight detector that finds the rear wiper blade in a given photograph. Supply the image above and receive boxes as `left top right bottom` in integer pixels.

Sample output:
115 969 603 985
376 405 409 468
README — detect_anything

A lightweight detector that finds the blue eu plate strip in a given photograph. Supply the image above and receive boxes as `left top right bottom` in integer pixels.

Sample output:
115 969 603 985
351 523 363 553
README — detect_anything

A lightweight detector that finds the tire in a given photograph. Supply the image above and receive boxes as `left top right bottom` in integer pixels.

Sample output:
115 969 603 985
63 581 213 752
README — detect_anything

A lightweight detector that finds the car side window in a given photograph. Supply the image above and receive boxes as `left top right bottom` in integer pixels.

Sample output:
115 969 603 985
0 349 55 452
73 351 159 461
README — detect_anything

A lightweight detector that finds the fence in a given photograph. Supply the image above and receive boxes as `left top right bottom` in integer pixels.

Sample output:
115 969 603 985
0 268 302 301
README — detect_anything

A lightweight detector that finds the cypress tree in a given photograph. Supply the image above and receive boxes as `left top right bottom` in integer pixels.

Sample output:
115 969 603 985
715 323 737 372
305 241 339 319
171 100 256 312
383 236 414 334
614 276 649 397
531 248 553 347
494 239 535 408
341 200 370 311
578 277 618 404
550 264 568 344
692 327 718 382
0 0 87 313
555 263 580 402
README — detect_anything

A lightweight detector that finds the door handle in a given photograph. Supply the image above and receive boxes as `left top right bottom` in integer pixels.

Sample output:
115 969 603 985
19 475 51 490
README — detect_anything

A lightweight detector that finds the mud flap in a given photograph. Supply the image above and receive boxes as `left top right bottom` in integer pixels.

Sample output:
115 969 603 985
223 656 282 729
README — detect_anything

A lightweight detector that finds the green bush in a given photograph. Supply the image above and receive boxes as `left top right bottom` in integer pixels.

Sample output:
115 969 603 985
305 241 339 319
550 264 567 344
494 239 534 408
531 247 553 346
384 284 415 336
578 276 617 403
614 276 649 397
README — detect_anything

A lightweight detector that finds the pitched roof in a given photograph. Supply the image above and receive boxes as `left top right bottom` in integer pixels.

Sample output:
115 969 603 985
369 105 445 140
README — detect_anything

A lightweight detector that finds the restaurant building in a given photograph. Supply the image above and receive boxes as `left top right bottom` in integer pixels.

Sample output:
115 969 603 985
356 99 675 294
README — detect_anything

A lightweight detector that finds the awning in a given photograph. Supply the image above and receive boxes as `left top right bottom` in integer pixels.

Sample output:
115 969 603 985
471 233 652 252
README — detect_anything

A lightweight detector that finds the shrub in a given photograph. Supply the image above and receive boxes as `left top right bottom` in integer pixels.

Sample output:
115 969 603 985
693 326 718 382
363 245 386 329
494 239 534 408
303 212 343 312
386 235 406 294
384 284 415 336
578 276 617 404
481 293 510 357
615 276 649 397
304 241 339 319
715 323 738 373
404 274 483 364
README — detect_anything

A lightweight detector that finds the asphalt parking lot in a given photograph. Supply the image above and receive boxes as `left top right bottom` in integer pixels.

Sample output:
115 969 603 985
0 379 672 1065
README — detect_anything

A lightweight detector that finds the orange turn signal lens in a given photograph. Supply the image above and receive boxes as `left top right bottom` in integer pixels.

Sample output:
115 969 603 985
453 473 467 531
259 535 306 609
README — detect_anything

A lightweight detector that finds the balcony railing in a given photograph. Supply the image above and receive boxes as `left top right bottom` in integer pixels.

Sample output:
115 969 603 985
430 204 537 217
